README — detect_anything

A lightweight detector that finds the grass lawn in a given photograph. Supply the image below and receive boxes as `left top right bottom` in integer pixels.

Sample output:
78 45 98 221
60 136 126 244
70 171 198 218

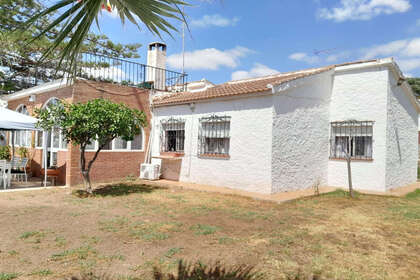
0 182 419 280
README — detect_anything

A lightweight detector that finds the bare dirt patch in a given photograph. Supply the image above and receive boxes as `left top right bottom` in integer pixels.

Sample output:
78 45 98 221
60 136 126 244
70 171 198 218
0 183 419 279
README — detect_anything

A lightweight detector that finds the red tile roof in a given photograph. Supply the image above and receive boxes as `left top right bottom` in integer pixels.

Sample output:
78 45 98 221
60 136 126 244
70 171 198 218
153 59 379 106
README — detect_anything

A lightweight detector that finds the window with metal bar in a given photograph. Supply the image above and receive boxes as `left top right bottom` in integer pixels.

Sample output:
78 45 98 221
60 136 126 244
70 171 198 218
330 121 374 160
198 115 231 157
160 118 185 153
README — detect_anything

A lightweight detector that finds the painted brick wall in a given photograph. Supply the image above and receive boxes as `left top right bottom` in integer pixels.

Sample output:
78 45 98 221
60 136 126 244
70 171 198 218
385 72 418 190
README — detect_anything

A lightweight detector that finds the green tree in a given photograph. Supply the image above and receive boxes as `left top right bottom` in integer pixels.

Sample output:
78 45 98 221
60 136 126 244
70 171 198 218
27 0 187 76
407 78 420 98
35 99 147 193
0 0 142 94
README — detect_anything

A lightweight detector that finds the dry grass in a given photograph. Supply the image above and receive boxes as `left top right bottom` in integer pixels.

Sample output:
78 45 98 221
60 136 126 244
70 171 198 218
0 182 419 280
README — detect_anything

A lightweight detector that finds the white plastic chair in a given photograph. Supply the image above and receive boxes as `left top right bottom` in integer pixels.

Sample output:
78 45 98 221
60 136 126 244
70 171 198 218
11 157 28 182
0 160 11 189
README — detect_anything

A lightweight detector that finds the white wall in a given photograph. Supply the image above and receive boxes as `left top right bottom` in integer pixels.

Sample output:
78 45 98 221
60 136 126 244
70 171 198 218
271 72 333 192
328 67 389 192
385 73 418 190
152 95 274 194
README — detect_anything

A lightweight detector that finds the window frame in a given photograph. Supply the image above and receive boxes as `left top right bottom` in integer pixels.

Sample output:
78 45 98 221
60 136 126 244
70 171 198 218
198 114 231 159
329 120 374 161
11 104 32 148
85 128 145 152
160 117 186 153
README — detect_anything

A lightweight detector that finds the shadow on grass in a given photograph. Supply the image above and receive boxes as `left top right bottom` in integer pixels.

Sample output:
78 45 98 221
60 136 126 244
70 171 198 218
319 189 362 198
73 183 164 198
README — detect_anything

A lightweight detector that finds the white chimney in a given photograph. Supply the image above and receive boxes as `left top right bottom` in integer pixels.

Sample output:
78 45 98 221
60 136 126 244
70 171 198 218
147 42 167 90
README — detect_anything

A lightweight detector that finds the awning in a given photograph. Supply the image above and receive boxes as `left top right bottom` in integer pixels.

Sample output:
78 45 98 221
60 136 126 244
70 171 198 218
0 107 39 130
0 106 48 187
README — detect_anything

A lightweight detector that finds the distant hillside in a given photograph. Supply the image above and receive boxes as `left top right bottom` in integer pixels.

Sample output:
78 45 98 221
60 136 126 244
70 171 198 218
407 78 420 98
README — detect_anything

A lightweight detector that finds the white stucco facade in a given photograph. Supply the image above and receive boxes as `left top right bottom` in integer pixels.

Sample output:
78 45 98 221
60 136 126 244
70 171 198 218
152 94 274 194
150 59 419 194
271 71 333 192
385 71 418 190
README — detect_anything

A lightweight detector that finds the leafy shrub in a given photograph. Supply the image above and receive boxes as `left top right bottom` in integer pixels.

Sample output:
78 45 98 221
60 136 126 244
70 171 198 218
0 145 11 160
17 147 28 158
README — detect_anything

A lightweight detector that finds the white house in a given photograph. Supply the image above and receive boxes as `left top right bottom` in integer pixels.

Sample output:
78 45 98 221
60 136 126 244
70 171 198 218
150 58 419 194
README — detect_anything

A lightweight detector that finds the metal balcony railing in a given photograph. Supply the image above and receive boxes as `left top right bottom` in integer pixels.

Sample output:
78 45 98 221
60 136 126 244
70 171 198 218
0 52 187 94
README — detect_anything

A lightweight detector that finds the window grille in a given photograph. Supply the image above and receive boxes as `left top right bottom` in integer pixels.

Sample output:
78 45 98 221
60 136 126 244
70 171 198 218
198 115 231 157
160 117 185 153
330 120 374 160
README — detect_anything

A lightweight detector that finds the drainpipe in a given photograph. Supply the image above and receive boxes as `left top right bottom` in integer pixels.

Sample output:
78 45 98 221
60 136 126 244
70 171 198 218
144 89 155 164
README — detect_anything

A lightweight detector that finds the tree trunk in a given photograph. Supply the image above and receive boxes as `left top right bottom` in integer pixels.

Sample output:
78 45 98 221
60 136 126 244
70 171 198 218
81 170 92 194
346 155 354 198
79 146 92 194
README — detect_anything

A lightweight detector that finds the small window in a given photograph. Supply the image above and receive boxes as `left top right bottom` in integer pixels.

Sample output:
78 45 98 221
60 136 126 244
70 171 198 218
102 141 112 150
85 139 96 150
114 137 128 150
14 105 31 147
160 118 185 153
330 121 374 160
131 131 143 150
198 115 231 157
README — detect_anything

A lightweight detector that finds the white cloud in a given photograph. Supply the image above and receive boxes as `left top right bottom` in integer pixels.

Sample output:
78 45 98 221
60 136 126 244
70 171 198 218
231 63 279 80
288 52 320 64
362 38 420 59
395 58 420 71
167 46 253 71
362 39 408 58
318 0 411 22
190 14 240 28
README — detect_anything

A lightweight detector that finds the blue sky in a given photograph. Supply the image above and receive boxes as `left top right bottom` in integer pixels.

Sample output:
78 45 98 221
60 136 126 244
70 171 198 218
96 0 420 84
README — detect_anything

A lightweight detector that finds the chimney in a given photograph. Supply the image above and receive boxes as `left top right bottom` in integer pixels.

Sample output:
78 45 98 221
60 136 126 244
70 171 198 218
147 42 167 90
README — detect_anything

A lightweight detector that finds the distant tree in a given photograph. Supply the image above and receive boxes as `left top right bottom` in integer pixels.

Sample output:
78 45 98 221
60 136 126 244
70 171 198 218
407 78 420 98
36 99 147 193
0 0 142 94
26 0 188 77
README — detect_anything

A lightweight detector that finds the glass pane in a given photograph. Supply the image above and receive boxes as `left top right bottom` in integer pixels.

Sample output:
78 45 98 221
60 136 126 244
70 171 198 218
60 131 67 149
102 141 112 150
51 152 57 167
86 140 96 150
131 133 143 150
15 131 21 146
114 137 127 150
46 131 51 147
36 131 43 147
53 128 60 148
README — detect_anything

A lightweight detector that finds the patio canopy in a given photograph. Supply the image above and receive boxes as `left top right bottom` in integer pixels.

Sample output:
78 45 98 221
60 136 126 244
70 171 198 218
0 107 40 130
0 106 48 187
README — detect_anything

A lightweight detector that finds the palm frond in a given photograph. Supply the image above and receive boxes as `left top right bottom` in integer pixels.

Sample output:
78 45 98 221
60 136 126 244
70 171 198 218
25 0 188 77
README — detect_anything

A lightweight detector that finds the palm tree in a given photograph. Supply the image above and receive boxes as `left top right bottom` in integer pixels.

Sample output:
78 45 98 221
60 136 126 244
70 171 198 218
27 0 188 75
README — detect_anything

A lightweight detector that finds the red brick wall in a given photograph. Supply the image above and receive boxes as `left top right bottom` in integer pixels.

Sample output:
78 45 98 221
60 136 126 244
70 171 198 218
7 85 73 185
7 80 151 186
67 80 151 186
